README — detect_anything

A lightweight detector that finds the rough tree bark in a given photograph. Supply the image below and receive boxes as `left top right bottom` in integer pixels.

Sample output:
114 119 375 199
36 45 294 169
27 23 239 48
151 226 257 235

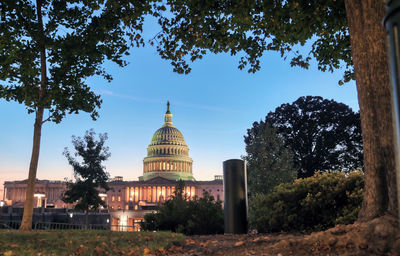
344 0 398 220
19 0 47 231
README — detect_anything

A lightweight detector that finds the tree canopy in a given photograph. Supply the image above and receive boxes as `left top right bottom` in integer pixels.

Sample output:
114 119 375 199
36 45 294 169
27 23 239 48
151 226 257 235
260 96 363 178
153 0 352 84
63 129 110 226
243 123 296 196
0 0 155 122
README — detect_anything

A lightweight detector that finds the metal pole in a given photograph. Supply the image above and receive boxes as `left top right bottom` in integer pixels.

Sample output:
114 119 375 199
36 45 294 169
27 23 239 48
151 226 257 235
223 159 248 234
384 0 400 223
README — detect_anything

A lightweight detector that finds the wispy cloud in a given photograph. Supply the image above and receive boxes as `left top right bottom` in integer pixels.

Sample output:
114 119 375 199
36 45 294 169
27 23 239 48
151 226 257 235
96 89 235 113
174 101 233 113
96 89 162 104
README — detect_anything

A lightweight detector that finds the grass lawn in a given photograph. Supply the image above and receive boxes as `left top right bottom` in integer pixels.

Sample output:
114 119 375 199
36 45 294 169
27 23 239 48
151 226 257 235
0 230 184 255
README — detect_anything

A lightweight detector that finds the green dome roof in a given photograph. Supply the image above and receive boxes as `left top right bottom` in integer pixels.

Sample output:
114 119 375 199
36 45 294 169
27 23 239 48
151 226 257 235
150 126 187 146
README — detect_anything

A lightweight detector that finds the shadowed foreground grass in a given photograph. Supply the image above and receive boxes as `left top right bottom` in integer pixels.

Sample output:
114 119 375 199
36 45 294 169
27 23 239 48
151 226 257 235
0 230 184 255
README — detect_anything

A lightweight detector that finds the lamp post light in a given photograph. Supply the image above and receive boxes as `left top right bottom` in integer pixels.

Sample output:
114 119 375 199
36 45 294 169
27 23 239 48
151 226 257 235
33 193 45 208
384 0 400 223
0 201 3 224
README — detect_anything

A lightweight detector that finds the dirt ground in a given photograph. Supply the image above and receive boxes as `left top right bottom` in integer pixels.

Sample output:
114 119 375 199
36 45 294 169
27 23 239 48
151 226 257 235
162 215 400 256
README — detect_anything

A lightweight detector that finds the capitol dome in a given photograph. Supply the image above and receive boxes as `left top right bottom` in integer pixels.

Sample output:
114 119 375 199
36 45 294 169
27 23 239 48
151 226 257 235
142 102 194 181
150 126 186 146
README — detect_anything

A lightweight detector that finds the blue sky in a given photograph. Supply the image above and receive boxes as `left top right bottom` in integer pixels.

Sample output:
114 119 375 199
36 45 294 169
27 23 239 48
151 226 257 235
0 18 359 198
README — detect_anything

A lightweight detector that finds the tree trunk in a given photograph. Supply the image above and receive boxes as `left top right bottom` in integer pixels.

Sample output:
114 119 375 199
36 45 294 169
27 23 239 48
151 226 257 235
19 0 47 231
344 0 398 220
19 108 44 231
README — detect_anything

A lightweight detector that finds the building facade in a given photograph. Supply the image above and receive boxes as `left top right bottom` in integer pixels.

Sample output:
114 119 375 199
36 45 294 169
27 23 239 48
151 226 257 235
3 102 223 230
3 180 69 208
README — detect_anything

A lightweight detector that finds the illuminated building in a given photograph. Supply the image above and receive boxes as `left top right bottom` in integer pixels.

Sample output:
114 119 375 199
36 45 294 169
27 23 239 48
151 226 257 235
3 102 223 230
106 102 223 229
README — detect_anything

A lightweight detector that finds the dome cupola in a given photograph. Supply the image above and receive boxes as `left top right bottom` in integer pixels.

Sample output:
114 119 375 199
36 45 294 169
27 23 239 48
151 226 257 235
142 102 194 181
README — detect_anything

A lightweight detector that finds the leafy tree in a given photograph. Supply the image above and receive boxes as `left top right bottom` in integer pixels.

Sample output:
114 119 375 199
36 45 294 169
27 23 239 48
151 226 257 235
243 123 296 196
0 0 156 230
152 0 396 221
62 129 111 228
257 96 362 178
142 181 224 235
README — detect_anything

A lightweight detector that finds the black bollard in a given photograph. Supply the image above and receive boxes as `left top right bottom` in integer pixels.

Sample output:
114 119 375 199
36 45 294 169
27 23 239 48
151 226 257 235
223 159 248 234
384 0 400 223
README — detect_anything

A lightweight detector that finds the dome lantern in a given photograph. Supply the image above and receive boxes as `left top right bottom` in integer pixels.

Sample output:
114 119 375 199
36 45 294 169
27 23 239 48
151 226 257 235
163 101 174 127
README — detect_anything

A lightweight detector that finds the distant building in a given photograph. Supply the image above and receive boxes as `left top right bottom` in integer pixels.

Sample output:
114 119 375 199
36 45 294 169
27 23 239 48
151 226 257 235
3 102 223 230
3 179 69 209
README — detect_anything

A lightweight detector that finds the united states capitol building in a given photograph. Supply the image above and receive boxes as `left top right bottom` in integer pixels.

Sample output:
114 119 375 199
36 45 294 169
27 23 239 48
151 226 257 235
3 102 223 229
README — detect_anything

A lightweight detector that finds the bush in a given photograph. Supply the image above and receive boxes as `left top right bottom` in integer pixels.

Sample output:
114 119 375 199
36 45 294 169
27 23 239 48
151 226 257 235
249 171 364 233
142 182 224 235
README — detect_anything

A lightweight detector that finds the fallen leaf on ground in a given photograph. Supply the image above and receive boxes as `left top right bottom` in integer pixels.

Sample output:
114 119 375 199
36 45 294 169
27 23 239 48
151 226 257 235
127 249 136 255
157 248 166 254
94 246 103 255
185 238 196 245
234 241 244 247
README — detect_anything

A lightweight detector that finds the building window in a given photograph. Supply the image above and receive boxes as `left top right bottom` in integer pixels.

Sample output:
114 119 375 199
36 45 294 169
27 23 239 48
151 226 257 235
217 195 220 201
135 187 139 202
191 186 195 198
118 196 121 202
125 205 129 210
112 196 115 202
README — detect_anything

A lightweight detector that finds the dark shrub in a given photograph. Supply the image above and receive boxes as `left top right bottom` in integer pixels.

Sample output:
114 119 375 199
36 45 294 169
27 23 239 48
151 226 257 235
250 171 364 233
142 181 224 235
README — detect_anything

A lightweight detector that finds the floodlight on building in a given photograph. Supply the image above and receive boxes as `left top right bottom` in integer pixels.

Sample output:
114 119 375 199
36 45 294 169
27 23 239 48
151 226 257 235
99 193 107 197
34 193 45 198
34 193 46 207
